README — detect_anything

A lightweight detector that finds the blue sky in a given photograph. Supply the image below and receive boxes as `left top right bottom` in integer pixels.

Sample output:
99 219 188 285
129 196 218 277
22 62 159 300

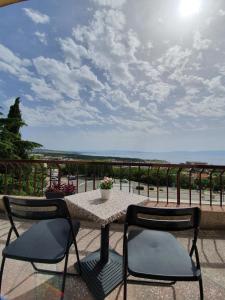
1 0 225 152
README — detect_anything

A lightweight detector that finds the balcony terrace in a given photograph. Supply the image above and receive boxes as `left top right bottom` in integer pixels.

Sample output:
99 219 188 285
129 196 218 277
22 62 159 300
0 218 225 300
0 159 225 299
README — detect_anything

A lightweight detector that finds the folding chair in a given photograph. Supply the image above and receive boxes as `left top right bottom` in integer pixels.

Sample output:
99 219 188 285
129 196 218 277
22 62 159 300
123 205 203 299
0 196 81 300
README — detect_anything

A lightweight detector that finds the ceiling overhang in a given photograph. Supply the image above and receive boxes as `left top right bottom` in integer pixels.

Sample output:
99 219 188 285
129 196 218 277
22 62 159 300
0 0 27 8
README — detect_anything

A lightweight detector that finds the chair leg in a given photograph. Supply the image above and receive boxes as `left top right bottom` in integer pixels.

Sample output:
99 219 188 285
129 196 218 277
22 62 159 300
73 239 81 275
0 256 6 293
123 276 127 300
60 251 69 300
31 264 79 276
199 277 204 300
123 262 127 300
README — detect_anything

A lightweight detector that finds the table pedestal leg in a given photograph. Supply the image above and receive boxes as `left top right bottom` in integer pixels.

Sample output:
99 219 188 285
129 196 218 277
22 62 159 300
75 224 123 299
100 224 109 263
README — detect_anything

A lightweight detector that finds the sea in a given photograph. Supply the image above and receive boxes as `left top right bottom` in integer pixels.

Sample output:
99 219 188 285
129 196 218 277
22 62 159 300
81 150 225 165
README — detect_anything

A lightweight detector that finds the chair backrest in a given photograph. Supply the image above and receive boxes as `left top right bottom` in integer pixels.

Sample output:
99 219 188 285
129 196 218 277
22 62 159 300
126 205 201 231
3 196 71 221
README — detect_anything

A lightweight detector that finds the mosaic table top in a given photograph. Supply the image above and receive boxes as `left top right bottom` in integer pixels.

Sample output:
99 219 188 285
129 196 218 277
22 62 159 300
65 189 149 226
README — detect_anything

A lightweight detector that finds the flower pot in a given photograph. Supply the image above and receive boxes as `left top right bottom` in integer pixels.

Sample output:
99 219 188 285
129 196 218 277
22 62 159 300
45 191 65 199
100 189 112 200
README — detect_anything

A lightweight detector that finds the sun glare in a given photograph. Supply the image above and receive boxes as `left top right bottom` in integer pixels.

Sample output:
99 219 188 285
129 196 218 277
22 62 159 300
179 0 201 17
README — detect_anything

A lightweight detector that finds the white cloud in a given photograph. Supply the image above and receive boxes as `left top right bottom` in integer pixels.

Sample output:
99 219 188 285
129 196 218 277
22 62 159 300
92 0 126 8
146 81 175 103
33 56 80 99
158 45 191 71
193 31 211 50
24 94 33 101
35 31 47 45
0 43 31 76
100 88 139 111
0 44 30 67
127 29 140 59
21 99 102 128
71 8 136 86
165 93 225 120
58 37 88 68
33 57 103 99
23 8 50 24
147 41 153 49
25 76 64 102
185 87 199 96
203 76 225 95
0 44 64 103
1 1 225 145
78 65 104 90
218 9 225 16
135 61 159 80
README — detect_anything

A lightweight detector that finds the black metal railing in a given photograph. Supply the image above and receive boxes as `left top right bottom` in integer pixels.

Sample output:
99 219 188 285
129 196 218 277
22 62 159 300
0 159 225 206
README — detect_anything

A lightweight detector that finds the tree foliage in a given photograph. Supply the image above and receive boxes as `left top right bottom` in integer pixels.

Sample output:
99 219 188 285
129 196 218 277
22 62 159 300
0 97 42 159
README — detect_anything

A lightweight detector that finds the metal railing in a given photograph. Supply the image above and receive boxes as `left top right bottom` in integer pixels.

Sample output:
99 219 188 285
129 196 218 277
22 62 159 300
0 159 225 206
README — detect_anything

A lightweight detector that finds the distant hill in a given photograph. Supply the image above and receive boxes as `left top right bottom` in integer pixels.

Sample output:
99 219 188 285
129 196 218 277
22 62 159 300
33 149 167 163
33 149 225 165
80 150 225 165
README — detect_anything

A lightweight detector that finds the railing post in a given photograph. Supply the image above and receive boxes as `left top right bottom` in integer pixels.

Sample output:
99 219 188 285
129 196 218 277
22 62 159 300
41 164 45 196
189 168 193 206
199 168 204 206
17 163 22 194
57 163 61 185
4 163 8 194
129 165 131 193
156 167 160 203
85 164 87 192
120 165 122 191
76 164 79 193
138 165 141 195
209 169 215 206
176 168 182 205
49 167 52 187
26 173 30 195
33 165 37 195
166 167 170 204
220 170 225 206
93 165 96 190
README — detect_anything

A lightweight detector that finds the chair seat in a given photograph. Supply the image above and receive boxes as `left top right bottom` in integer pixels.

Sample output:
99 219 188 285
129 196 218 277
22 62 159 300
127 229 201 281
3 219 80 263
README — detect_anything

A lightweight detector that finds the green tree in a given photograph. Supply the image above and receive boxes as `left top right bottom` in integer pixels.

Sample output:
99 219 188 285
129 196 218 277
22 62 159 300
0 97 42 159
0 106 15 158
5 97 25 136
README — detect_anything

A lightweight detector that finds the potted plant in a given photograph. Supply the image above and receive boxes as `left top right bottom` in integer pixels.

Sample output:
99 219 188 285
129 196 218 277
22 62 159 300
99 177 113 200
45 182 76 199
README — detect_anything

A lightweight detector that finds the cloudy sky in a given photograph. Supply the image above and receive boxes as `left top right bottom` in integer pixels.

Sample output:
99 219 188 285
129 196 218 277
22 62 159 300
0 0 225 152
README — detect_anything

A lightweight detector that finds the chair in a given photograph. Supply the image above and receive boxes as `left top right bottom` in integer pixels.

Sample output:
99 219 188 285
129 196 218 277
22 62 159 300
0 196 81 300
123 205 203 299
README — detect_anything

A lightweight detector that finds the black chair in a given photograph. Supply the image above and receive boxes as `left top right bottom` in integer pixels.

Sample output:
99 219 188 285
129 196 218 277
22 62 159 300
0 196 81 300
123 205 203 299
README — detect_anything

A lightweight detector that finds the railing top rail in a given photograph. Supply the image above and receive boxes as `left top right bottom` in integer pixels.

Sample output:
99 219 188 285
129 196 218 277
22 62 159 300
0 159 225 169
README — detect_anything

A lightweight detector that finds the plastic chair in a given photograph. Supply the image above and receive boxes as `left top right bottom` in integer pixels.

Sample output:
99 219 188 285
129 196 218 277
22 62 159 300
123 205 203 299
0 196 81 300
